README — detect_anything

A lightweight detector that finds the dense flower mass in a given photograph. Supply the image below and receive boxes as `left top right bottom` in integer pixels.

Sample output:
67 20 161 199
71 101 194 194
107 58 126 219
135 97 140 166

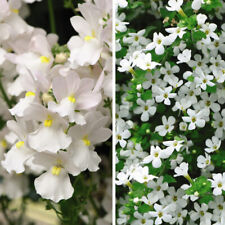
116 0 225 225
0 0 112 224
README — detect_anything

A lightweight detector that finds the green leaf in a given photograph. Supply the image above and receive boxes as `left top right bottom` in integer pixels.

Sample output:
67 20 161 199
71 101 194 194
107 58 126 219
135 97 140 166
199 194 214 204
138 204 151 213
130 1 144 9
202 0 222 11
116 48 127 58
192 31 207 42
144 26 157 37
187 75 194 82
141 90 152 100
160 8 176 20
206 85 217 93
163 175 177 184
116 161 124 171
185 176 211 196
174 136 184 141
130 182 146 198
157 103 166 114
151 132 163 141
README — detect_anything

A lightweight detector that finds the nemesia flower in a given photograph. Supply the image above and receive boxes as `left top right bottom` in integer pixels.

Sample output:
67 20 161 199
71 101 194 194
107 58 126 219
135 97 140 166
49 72 102 125
33 151 81 202
24 103 72 153
2 120 34 173
68 111 111 172
67 3 104 67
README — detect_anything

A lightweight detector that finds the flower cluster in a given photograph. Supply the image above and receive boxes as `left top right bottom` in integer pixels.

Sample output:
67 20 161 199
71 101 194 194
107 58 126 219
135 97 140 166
116 0 225 224
0 0 112 214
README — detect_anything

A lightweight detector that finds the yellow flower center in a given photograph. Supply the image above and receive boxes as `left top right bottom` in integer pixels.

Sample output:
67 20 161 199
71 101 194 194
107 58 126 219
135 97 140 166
82 135 91 146
44 115 53 127
84 30 96 42
51 166 61 176
11 8 19 14
40 56 50 63
25 91 35 97
68 95 76 103
1 140 7 148
16 141 24 149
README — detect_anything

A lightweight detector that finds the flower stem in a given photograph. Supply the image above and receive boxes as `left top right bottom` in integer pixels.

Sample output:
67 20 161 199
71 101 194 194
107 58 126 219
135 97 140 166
0 78 12 108
178 8 187 17
47 0 56 33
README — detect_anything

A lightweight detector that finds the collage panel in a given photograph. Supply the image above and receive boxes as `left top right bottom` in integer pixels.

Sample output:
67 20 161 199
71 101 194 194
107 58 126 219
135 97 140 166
116 0 225 225
0 0 112 224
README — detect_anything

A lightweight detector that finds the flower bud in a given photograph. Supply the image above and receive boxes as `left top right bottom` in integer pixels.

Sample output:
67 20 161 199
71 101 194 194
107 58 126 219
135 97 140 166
42 93 54 104
55 53 68 64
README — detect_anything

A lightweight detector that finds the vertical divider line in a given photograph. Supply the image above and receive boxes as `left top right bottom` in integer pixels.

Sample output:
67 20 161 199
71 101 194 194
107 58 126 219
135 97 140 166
112 0 116 223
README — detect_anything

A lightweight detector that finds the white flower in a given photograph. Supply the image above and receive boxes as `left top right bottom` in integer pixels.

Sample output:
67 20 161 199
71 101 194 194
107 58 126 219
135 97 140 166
123 29 148 46
135 53 160 70
147 176 168 199
194 68 215 91
143 146 172 168
166 0 183 12
134 98 156 121
149 204 173 225
197 154 211 168
132 212 153 225
153 86 176 105
179 122 188 131
132 166 157 183
1 120 34 174
48 72 101 125
166 27 186 41
177 49 192 64
192 0 204 10
116 119 131 148
160 61 180 84
141 192 159 206
146 32 172 55
115 171 131 186
213 110 225 138
190 203 212 225
118 57 133 73
116 0 128 8
155 116 176 136
199 92 221 113
33 151 81 202
201 23 219 44
205 136 221 153
182 109 206 130
163 139 184 152
68 111 111 172
67 3 103 67
174 162 189 177
25 103 72 153
210 173 225 195
115 13 129 33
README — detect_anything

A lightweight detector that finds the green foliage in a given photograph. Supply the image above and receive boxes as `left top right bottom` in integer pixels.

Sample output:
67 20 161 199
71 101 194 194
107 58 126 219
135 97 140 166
206 84 217 93
192 31 207 42
202 0 222 11
138 203 152 213
185 176 212 203
163 175 177 184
